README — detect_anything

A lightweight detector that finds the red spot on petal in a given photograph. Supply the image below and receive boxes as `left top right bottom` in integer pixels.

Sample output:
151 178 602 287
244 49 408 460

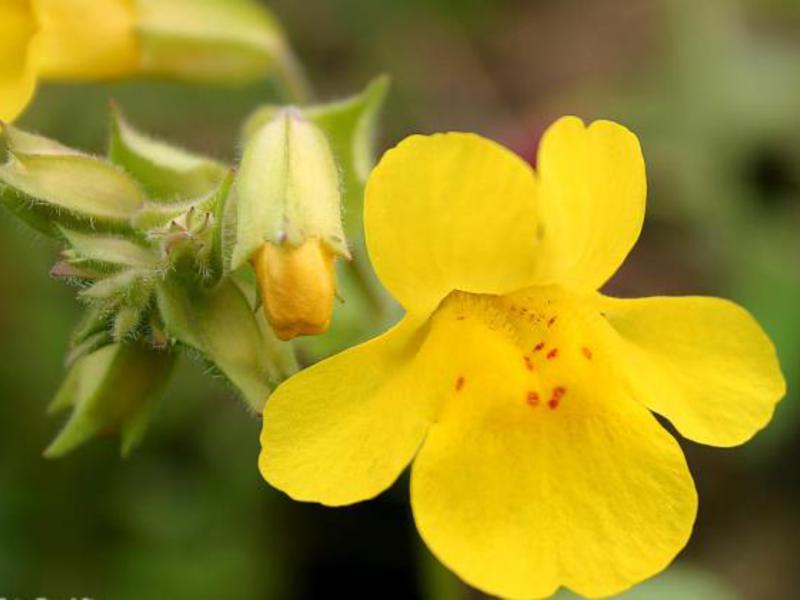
456 315 466 321
546 348 559 360
533 342 545 352
548 386 566 409
526 391 540 406
582 347 593 360
547 316 557 327
455 376 465 391
523 356 534 371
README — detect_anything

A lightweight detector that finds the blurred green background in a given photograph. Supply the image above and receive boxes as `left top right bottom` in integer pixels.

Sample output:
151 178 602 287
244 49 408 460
1 0 799 598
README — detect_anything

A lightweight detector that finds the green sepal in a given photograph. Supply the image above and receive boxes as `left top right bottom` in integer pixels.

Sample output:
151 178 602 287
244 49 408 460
71 304 112 348
1 123 78 156
243 76 389 237
308 76 389 230
0 125 144 227
0 186 64 237
65 331 114 367
207 171 236 283
109 105 228 201
79 271 155 312
45 343 175 458
113 304 146 341
60 227 161 270
132 192 217 232
155 276 296 410
232 109 348 270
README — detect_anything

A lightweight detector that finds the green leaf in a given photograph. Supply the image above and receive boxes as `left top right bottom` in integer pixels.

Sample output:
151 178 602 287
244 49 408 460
109 105 229 201
155 277 295 410
45 343 175 458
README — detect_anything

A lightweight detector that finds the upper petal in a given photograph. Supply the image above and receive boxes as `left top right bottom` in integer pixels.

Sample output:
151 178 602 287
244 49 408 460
259 316 436 506
364 133 545 316
599 295 786 447
410 306 697 599
535 116 646 290
0 0 37 121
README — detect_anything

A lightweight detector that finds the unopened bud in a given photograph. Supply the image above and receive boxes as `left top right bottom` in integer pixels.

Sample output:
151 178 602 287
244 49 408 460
233 109 348 340
253 239 336 341
0 124 144 232
45 343 175 458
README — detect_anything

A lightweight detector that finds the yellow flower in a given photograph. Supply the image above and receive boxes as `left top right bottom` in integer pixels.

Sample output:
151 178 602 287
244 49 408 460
258 117 785 598
1 0 293 122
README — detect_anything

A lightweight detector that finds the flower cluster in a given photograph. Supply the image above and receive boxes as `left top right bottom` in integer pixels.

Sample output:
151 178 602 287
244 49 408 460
0 77 387 455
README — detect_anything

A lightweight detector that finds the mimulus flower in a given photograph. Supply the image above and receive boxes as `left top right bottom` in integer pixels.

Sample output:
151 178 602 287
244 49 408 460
259 117 785 598
1 0 295 122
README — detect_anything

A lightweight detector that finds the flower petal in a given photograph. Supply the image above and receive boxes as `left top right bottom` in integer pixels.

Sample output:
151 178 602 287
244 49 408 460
0 0 37 122
31 0 138 80
411 357 696 599
536 116 646 290
259 317 436 506
405 296 697 599
364 133 545 316
600 295 785 447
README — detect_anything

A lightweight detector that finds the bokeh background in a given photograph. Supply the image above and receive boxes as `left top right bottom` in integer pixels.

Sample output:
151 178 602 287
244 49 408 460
1 0 799 598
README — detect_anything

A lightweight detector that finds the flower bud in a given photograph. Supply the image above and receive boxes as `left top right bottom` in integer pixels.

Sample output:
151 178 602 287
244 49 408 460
232 109 349 340
253 239 336 341
135 0 301 90
242 76 390 240
45 343 175 458
0 123 144 233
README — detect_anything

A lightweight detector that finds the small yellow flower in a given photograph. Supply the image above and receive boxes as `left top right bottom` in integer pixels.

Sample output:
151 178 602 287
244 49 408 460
258 117 785 598
1 0 293 122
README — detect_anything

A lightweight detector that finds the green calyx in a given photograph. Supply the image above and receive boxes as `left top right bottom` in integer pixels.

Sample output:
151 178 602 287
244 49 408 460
135 0 309 100
232 107 349 271
242 76 390 242
45 342 176 459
